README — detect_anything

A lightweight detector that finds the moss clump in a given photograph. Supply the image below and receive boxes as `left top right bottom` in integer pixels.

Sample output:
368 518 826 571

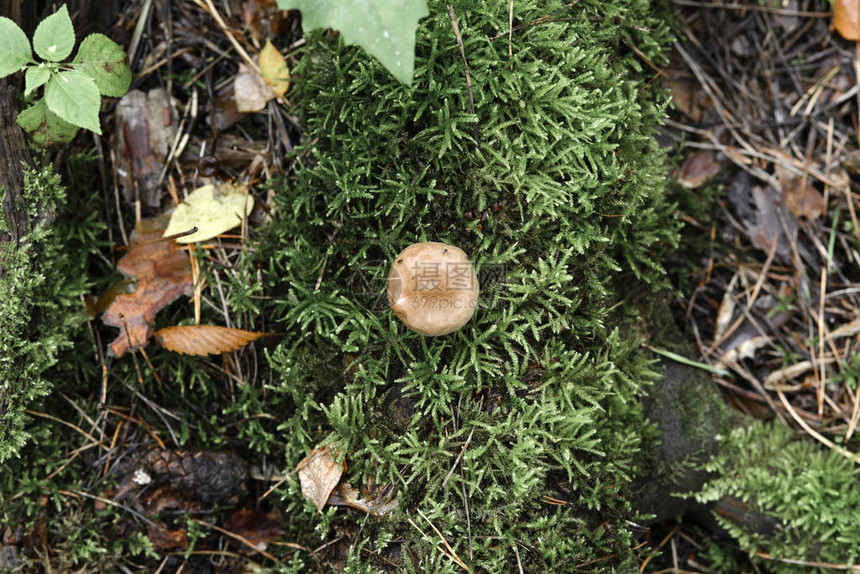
0 165 91 462
692 421 860 573
255 0 679 569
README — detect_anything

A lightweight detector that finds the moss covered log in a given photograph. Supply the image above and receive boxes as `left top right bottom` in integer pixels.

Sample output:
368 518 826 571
254 0 681 570
0 80 88 462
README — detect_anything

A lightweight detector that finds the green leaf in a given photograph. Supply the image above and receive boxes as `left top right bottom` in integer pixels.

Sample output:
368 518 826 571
0 17 32 77
24 66 52 98
44 70 101 134
16 98 79 147
277 0 428 85
33 5 75 62
72 33 131 97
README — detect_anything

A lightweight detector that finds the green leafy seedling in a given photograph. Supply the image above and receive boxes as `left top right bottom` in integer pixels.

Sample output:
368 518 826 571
0 5 131 146
277 0 429 85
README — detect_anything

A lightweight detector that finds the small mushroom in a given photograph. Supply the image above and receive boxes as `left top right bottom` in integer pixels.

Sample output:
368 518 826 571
387 242 479 336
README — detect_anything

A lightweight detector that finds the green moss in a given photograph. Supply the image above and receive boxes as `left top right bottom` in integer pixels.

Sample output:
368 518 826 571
0 165 92 462
257 0 679 569
692 421 860 573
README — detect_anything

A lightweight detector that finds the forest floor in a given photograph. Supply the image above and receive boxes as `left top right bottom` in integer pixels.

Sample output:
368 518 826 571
659 0 860 570
2 0 860 572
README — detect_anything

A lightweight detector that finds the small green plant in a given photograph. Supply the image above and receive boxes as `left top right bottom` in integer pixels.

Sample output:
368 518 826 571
277 0 429 84
0 4 131 146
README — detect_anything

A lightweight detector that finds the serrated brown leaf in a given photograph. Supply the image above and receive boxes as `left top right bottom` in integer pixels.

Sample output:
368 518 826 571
154 325 275 356
297 445 344 512
834 0 860 41
102 215 193 357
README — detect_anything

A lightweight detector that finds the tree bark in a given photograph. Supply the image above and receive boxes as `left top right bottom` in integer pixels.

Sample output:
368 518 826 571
0 80 40 255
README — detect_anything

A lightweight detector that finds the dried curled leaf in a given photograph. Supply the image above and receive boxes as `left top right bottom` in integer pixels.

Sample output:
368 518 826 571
328 481 399 518
154 325 275 356
297 445 344 512
102 215 193 357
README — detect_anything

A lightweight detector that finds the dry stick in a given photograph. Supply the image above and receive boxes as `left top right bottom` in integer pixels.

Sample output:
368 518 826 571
441 428 474 488
508 0 514 70
103 419 125 478
414 508 471 571
638 523 681 573
127 0 154 67
846 368 860 443
817 266 827 416
719 356 786 424
711 243 777 351
447 5 479 144
489 1 581 41
192 518 286 561
194 0 262 76
755 551 860 572
460 470 473 561
26 409 104 447
777 390 860 466
188 244 202 325
105 406 166 449
61 489 160 529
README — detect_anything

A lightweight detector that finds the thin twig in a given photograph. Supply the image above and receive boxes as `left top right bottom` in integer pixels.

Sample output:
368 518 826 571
447 5 479 144
508 0 514 70
441 428 474 488
777 390 860 465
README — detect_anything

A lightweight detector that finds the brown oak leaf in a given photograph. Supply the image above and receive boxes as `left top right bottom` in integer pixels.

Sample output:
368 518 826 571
102 216 193 357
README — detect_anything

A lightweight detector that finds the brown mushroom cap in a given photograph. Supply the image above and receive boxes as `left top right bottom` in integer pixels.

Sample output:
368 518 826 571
387 242 479 336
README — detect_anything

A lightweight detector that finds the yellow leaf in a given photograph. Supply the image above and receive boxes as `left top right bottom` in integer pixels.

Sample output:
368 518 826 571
164 183 253 243
258 40 290 97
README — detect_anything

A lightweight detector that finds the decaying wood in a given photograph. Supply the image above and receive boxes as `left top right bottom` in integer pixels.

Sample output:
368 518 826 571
0 80 41 254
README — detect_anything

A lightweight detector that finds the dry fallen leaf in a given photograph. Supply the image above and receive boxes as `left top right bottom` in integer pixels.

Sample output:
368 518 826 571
224 508 282 554
259 40 290 97
234 63 276 113
328 481 399 518
115 89 177 209
834 0 860 41
677 151 721 189
163 182 254 244
154 325 276 356
297 445 344 512
102 215 193 357
783 177 824 221
745 185 797 264
146 520 189 551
